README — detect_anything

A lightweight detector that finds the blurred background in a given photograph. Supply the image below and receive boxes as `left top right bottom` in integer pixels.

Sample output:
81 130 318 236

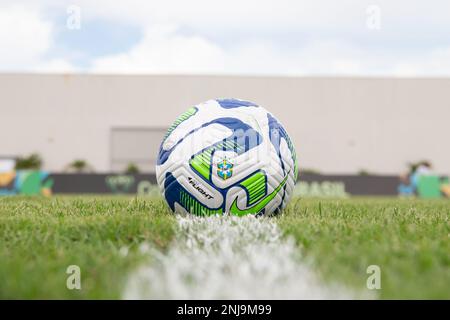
0 0 449 197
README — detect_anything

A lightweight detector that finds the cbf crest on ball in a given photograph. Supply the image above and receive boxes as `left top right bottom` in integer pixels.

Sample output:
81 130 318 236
217 158 233 180
156 98 298 217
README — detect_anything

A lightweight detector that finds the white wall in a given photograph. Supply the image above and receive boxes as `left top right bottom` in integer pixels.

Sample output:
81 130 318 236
0 74 448 175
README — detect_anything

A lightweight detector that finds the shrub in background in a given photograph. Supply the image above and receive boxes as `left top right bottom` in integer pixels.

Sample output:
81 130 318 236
125 163 140 174
15 153 42 170
66 159 93 173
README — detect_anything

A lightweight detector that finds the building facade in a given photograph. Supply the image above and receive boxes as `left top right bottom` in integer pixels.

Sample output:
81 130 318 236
1 74 448 175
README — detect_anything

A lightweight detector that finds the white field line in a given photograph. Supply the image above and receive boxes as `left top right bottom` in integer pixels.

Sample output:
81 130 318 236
123 215 358 299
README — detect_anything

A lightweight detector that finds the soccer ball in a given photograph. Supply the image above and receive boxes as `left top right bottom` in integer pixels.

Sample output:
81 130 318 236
156 98 298 216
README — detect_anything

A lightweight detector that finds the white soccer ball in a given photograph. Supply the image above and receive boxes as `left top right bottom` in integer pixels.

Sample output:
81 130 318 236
156 98 298 216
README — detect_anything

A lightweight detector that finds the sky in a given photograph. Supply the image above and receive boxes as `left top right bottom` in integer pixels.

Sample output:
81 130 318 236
1 0 450 76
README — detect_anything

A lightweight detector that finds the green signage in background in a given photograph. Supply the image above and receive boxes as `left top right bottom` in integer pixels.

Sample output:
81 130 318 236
417 176 443 199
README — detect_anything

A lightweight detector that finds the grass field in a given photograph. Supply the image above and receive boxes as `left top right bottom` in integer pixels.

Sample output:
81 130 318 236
0 196 448 299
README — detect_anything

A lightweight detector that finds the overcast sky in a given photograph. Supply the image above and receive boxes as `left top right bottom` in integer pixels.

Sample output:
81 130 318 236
1 0 450 76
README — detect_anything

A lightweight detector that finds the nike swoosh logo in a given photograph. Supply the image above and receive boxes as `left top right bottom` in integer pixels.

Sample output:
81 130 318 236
230 172 290 216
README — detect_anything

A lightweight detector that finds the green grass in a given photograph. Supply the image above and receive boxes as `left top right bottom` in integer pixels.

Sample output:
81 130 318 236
0 196 448 299
278 198 450 299
0 196 175 299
